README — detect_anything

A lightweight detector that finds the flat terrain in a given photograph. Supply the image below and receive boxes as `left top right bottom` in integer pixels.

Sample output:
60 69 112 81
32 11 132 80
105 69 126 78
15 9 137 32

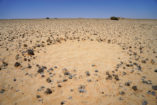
0 19 157 105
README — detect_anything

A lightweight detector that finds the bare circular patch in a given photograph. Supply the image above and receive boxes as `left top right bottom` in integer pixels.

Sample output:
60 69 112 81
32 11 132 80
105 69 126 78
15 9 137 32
36 41 127 70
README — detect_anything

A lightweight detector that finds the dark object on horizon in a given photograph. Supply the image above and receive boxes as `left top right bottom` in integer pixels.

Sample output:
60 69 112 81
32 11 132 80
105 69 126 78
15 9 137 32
110 16 119 20
46 17 50 19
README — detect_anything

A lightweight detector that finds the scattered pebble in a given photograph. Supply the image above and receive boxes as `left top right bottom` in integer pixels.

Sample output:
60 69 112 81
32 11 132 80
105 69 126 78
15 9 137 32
142 100 148 105
45 88 52 94
14 62 21 67
85 71 90 76
152 85 157 90
78 85 86 93
0 89 5 94
27 49 34 55
36 95 41 98
132 86 138 91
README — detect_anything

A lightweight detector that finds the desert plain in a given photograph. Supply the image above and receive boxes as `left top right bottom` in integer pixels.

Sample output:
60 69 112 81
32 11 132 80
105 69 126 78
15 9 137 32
0 19 157 105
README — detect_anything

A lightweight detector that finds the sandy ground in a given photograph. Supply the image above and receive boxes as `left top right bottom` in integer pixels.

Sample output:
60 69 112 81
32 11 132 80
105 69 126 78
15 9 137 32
0 19 157 105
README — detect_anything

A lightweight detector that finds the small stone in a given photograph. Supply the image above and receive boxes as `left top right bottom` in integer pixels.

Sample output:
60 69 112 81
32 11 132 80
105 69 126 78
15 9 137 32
13 78 16 81
54 66 57 69
152 85 157 90
61 101 65 105
125 82 131 86
122 72 127 75
132 86 138 91
63 79 68 82
85 71 90 76
46 78 52 83
37 68 44 74
45 88 52 94
114 75 119 81
36 95 41 98
91 64 96 67
147 90 155 96
154 69 157 72
27 64 32 68
106 72 112 80
41 75 45 77
64 71 70 75
27 49 34 55
58 84 62 88
142 100 148 105
68 75 73 79
87 79 92 82
95 70 98 72
119 91 125 95
141 60 146 63
0 89 5 94
78 85 86 93
14 62 21 67
3 62 8 67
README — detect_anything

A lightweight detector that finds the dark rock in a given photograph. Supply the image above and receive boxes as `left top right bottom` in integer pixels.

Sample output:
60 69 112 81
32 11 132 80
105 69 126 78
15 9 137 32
152 85 157 90
151 59 155 64
45 88 52 94
95 70 99 72
119 91 125 95
142 79 152 85
125 82 131 86
64 71 70 75
27 64 32 68
68 75 73 79
63 79 68 82
61 101 65 105
37 67 46 74
13 78 16 81
78 85 86 93
114 75 119 81
106 71 112 80
49 68 54 71
85 71 90 76
87 79 92 82
0 89 5 94
142 100 148 105
133 63 142 71
58 84 62 88
36 95 41 98
122 72 127 75
154 69 157 72
23 44 27 47
147 90 156 96
46 78 52 83
3 61 8 67
106 75 112 80
14 62 21 67
41 75 45 77
91 64 96 67
54 66 57 69
141 60 146 63
132 86 138 91
27 49 34 55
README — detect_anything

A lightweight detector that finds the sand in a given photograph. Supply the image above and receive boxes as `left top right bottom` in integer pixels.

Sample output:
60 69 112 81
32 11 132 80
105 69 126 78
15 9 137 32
0 19 157 105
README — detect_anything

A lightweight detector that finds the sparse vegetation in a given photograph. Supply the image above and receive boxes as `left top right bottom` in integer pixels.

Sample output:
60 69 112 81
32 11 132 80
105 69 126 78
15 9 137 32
110 16 119 20
46 17 50 19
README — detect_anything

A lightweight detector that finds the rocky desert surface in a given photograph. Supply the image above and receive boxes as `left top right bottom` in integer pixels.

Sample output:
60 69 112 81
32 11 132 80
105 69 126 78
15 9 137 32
0 19 157 105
